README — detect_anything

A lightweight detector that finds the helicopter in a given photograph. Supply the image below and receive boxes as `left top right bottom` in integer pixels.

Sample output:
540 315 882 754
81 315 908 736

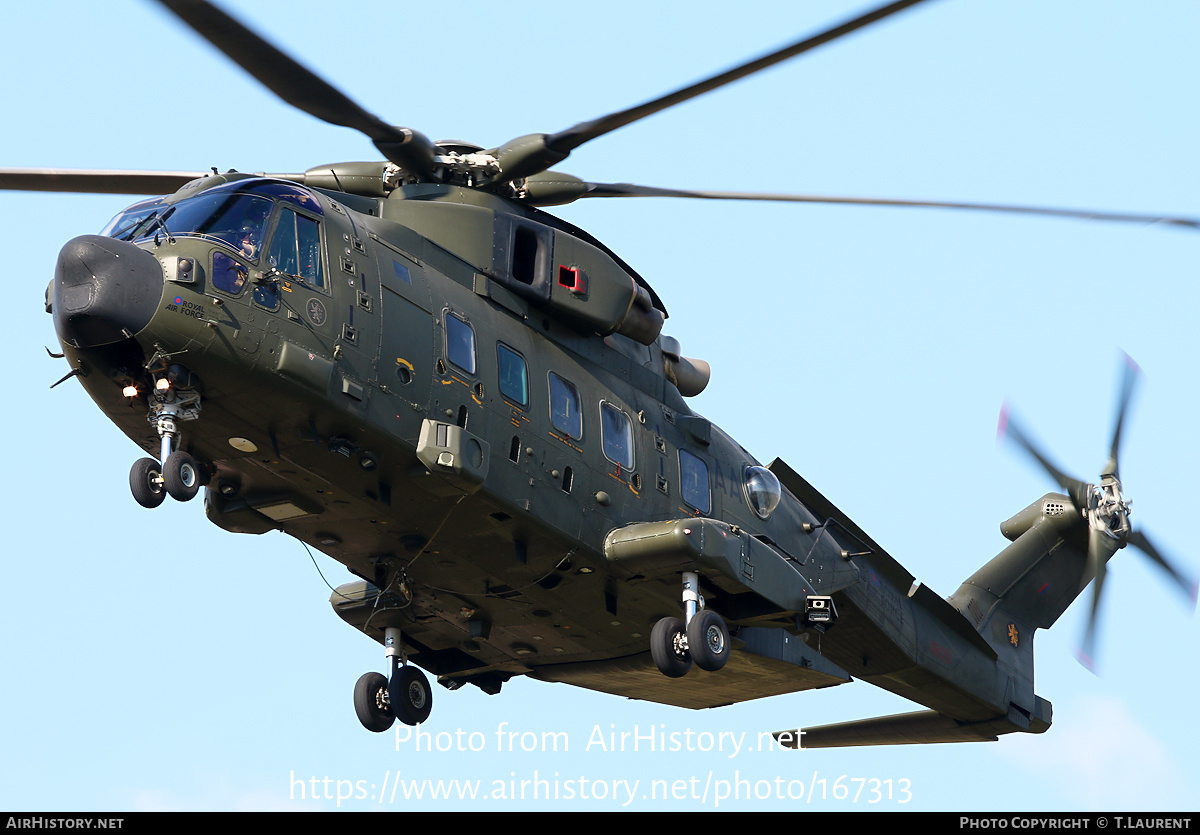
6 0 1198 767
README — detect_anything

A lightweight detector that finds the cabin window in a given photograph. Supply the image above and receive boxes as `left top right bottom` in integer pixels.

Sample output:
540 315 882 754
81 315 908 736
679 449 710 514
600 402 634 470
497 344 528 407
267 208 324 288
549 372 582 440
445 312 476 374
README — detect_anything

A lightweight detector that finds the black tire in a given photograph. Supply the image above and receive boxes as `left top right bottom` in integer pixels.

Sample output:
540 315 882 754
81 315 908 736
129 457 166 508
354 672 395 733
650 616 692 678
687 609 730 672
389 666 433 726
164 451 201 502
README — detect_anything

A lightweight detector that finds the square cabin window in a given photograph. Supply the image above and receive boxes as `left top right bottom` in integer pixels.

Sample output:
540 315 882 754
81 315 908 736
679 449 710 514
600 402 634 470
497 344 528 406
445 312 476 374
549 372 582 440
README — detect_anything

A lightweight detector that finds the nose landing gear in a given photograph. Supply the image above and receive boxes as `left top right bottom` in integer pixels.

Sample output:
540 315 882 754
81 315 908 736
127 361 204 507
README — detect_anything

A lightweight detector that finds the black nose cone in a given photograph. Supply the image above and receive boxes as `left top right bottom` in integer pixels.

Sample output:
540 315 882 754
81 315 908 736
53 235 164 348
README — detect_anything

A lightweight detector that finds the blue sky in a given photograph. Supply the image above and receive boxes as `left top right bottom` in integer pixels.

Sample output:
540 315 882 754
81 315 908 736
1 0 1196 811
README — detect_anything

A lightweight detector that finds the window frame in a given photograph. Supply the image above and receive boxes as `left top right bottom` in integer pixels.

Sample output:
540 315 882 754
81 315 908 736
678 448 711 514
496 343 529 408
548 372 583 440
599 401 635 470
443 310 477 376
266 205 328 293
210 250 249 298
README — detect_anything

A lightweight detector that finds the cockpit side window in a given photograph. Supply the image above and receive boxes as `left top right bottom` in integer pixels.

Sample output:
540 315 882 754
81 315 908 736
212 251 248 296
268 208 324 288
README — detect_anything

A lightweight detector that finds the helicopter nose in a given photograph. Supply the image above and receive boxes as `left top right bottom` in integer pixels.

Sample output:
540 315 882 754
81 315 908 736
52 235 164 348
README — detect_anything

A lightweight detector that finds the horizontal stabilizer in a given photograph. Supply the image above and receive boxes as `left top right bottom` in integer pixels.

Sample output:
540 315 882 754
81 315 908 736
775 704 1050 748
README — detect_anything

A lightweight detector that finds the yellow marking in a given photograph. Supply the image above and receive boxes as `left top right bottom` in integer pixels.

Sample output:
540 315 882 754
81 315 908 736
606 470 641 495
548 431 583 453
395 358 414 370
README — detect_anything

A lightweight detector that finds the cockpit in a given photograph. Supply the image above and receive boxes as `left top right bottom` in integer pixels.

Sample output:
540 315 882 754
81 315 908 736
100 179 327 301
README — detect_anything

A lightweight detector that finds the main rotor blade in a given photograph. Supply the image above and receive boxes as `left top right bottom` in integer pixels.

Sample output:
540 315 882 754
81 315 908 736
1102 353 1141 479
1128 529 1196 604
0 168 206 195
542 0 932 156
570 182 1200 230
154 0 436 178
492 0 931 184
998 406 1090 508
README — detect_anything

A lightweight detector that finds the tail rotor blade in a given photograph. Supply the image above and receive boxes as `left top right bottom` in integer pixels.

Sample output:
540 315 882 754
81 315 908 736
998 404 1090 509
1127 529 1196 607
1103 353 1141 480
1075 528 1120 673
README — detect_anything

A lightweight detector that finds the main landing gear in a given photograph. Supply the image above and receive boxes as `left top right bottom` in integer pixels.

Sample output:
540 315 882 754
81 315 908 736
354 627 434 732
650 571 731 678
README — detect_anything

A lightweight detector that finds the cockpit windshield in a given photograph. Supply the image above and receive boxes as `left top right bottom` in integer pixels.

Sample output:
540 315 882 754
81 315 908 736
99 180 322 263
105 192 274 261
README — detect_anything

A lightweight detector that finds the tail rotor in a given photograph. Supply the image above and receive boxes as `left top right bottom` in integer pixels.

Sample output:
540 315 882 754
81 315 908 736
999 355 1194 671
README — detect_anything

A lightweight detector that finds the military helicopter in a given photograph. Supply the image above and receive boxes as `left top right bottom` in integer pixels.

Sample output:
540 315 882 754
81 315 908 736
8 0 1197 754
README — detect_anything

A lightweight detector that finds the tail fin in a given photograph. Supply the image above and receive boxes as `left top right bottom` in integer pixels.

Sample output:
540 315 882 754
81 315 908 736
949 493 1090 641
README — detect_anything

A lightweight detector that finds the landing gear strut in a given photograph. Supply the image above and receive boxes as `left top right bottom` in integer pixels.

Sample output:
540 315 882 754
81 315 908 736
650 571 730 677
354 627 434 733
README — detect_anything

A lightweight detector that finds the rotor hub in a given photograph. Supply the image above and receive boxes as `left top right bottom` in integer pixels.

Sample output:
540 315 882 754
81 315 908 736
1083 480 1131 542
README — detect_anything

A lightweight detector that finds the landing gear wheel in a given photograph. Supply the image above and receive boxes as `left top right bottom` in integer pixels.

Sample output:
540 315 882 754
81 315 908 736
164 451 201 502
651 616 692 678
353 672 395 733
389 665 433 726
129 457 165 508
687 609 730 672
